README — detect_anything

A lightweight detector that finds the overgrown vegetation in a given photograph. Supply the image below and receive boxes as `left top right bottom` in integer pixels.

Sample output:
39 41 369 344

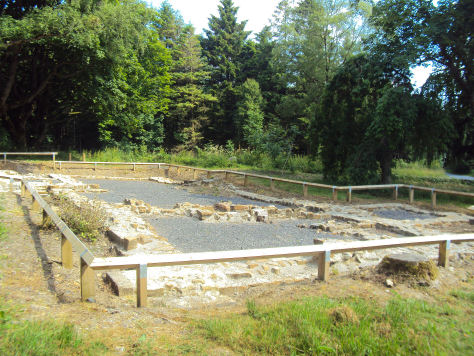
47 195 107 243
198 294 473 355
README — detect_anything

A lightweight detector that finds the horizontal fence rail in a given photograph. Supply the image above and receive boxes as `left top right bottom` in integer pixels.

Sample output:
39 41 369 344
54 160 474 207
18 179 96 301
1 173 472 308
1 152 57 164
90 233 474 307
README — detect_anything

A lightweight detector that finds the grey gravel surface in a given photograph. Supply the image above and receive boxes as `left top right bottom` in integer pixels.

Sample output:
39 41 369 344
374 208 435 220
81 179 280 208
147 216 346 252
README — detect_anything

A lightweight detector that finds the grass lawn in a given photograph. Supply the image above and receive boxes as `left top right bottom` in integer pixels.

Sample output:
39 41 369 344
196 291 474 355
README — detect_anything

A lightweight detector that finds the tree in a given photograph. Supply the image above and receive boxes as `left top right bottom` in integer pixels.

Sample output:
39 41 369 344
0 0 170 150
201 0 249 144
167 26 216 150
235 79 264 148
320 54 451 184
97 31 171 149
369 0 473 171
271 0 369 153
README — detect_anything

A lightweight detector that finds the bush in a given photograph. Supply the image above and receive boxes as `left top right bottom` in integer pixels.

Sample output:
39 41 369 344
49 195 107 243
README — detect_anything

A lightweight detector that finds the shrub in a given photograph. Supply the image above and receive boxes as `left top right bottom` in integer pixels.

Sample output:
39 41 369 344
49 196 107 243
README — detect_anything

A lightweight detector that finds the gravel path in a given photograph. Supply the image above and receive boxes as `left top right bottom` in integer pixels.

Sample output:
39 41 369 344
81 179 280 208
147 216 346 252
446 173 474 181
373 208 435 220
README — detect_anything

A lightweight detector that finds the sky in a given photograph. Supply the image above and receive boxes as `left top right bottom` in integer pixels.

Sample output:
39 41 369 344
149 0 278 35
149 0 430 88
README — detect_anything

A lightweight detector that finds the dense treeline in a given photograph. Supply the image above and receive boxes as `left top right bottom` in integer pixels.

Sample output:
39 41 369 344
0 0 472 183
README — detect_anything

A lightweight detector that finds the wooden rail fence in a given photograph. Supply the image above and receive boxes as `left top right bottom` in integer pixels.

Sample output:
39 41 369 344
19 179 95 301
90 233 473 307
55 160 474 208
1 152 57 165
4 176 473 308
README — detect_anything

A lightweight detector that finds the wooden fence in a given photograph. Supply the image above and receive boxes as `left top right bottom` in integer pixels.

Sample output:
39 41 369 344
5 177 473 308
19 179 95 301
1 152 57 164
55 160 474 208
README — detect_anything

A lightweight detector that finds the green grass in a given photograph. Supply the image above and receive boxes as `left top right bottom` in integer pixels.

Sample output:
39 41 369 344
197 294 473 355
0 300 106 356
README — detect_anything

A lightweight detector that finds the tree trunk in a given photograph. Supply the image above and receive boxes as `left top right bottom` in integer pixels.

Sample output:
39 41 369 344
380 152 392 184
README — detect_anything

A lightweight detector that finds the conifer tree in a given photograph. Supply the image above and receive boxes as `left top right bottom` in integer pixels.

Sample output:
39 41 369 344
201 0 249 144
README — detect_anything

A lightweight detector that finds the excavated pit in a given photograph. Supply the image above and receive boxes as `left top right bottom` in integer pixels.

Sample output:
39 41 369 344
5 172 471 307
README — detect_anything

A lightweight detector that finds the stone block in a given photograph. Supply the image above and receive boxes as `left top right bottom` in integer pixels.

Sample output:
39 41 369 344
358 221 375 229
267 205 278 214
231 204 250 211
309 223 326 230
297 211 308 218
252 208 268 222
104 271 134 296
123 236 138 250
197 209 214 220
226 272 252 279
137 235 153 244
215 202 231 212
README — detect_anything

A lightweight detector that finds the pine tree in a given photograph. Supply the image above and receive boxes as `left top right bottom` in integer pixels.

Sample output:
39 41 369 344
201 0 250 144
168 27 216 149
235 79 264 148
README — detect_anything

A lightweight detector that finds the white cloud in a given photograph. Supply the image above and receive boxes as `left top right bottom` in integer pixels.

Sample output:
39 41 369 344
148 0 279 35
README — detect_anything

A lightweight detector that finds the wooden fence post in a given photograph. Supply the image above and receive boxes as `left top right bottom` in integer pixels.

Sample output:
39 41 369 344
80 258 95 301
225 171 229 182
332 187 338 201
303 184 308 198
133 163 136 171
270 178 275 191
52 153 56 171
431 189 437 209
69 152 72 161
438 240 450 267
82 152 86 162
318 250 330 281
346 187 352 203
244 174 249 186
207 170 211 179
164 168 169 178
136 264 148 307
3 153 6 164
61 235 73 269
393 185 398 200
409 186 414 203
193 169 198 180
